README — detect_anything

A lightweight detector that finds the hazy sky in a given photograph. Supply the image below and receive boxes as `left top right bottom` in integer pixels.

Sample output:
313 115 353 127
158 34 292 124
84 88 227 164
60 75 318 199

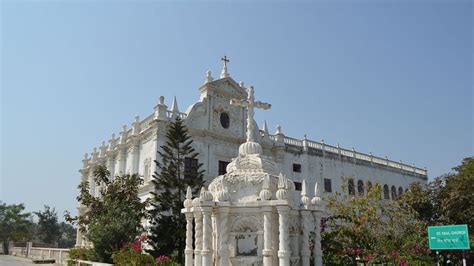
1 0 472 218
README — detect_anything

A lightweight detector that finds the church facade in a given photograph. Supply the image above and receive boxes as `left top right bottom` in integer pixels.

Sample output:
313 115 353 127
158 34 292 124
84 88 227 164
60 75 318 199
76 62 428 249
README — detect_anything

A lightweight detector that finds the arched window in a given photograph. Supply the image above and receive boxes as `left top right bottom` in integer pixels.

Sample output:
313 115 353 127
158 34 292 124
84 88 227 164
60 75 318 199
391 186 397 200
348 179 355 195
357 180 364 196
367 181 373 192
398 187 403 196
383 184 390 200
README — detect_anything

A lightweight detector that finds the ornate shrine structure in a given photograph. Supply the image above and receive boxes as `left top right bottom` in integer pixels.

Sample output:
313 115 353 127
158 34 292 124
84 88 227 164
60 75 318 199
182 87 324 266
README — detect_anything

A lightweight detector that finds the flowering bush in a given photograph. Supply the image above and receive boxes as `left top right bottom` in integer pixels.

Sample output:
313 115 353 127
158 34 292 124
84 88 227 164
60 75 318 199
112 236 155 266
155 255 180 266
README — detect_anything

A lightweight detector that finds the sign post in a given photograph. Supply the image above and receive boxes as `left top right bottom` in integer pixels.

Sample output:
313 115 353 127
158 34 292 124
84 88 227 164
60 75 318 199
428 224 470 266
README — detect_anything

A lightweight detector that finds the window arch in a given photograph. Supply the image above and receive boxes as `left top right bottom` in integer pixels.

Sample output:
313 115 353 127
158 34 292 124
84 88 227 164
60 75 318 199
367 181 373 192
391 185 397 200
383 184 390 200
348 179 355 196
357 180 364 196
398 187 403 196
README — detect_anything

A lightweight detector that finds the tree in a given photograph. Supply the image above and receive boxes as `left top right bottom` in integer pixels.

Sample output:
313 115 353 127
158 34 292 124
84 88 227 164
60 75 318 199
148 117 205 263
34 205 60 245
400 157 474 264
69 165 150 263
57 222 76 248
0 202 32 254
322 183 433 265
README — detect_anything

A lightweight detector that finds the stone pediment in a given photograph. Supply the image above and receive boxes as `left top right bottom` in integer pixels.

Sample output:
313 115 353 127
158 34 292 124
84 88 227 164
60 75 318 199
199 77 247 100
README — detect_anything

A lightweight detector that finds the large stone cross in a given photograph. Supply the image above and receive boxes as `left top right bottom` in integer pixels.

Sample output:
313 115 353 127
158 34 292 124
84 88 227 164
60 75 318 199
230 86 271 142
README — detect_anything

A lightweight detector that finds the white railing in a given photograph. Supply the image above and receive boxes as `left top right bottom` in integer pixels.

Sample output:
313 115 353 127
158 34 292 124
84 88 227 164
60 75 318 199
166 110 187 119
275 135 427 176
12 246 70 265
283 136 303 147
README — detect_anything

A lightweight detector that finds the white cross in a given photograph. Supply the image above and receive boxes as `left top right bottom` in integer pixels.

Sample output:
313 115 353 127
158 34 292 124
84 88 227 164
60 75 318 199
230 86 271 142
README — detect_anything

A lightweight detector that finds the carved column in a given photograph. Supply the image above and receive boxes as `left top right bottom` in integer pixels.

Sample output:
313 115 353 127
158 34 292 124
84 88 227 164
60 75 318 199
218 207 230 266
301 211 311 266
117 148 127 175
312 212 323 266
106 156 115 180
184 212 194 266
277 206 290 266
262 206 273 266
130 141 140 174
194 212 203 266
201 207 213 266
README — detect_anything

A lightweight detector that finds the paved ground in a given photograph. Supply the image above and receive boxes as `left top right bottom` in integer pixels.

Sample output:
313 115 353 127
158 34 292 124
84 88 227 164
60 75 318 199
0 255 54 266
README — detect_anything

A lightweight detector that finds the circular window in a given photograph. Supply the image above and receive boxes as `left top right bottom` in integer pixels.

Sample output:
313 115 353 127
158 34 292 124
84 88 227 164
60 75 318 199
220 112 230 129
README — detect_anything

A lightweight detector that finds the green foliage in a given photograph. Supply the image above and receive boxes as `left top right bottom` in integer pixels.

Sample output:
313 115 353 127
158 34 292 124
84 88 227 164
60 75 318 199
68 247 89 260
322 183 433 265
70 165 150 263
0 202 33 254
112 246 155 266
148 117 204 263
34 205 60 245
399 156 474 264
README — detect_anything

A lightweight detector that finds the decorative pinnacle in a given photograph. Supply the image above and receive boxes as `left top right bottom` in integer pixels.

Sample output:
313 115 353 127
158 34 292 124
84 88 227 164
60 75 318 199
184 186 193 208
259 175 272 201
159 96 165 105
239 81 244 87
205 70 214 83
301 179 310 207
276 173 288 200
262 120 269 134
171 96 179 113
311 181 321 206
220 55 230 78
276 125 282 135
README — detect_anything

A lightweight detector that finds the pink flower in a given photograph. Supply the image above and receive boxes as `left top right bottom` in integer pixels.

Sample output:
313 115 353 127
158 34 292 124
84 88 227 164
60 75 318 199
156 255 171 263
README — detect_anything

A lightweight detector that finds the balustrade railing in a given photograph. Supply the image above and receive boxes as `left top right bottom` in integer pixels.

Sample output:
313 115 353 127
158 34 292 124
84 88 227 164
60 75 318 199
266 134 427 176
12 246 70 265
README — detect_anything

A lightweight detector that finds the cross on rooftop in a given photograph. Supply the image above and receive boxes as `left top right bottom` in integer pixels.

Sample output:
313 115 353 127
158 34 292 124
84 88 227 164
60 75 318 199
221 55 229 68
230 87 271 142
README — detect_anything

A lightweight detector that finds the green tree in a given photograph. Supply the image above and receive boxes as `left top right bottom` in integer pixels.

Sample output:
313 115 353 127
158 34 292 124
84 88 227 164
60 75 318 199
0 203 32 254
34 205 60 245
57 221 76 248
400 157 474 264
322 183 433 265
68 165 150 263
148 117 205 263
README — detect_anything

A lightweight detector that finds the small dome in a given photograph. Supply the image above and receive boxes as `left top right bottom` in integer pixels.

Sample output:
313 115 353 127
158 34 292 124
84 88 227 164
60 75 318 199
239 141 263 155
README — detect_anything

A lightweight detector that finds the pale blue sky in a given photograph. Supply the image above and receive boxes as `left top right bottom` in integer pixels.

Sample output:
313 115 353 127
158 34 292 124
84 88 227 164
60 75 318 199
1 0 472 217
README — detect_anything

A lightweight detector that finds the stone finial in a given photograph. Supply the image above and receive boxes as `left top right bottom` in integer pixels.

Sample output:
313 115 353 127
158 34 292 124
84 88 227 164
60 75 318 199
205 70 214 83
216 187 230 202
262 120 269 135
199 187 213 202
171 96 179 113
239 81 244 88
311 182 321 206
184 186 193 208
259 175 272 201
132 115 140 135
155 96 168 120
276 125 282 135
301 179 310 207
83 153 89 160
276 173 288 200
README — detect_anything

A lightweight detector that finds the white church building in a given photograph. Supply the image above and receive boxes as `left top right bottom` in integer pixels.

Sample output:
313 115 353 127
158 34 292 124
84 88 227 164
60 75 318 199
76 59 428 264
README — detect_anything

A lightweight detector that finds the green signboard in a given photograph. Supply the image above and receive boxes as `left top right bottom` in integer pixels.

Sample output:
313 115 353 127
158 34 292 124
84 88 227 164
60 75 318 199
428 224 470 250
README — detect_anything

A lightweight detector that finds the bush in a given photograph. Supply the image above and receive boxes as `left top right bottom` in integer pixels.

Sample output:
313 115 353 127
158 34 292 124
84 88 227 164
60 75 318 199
68 247 88 260
68 246 100 262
